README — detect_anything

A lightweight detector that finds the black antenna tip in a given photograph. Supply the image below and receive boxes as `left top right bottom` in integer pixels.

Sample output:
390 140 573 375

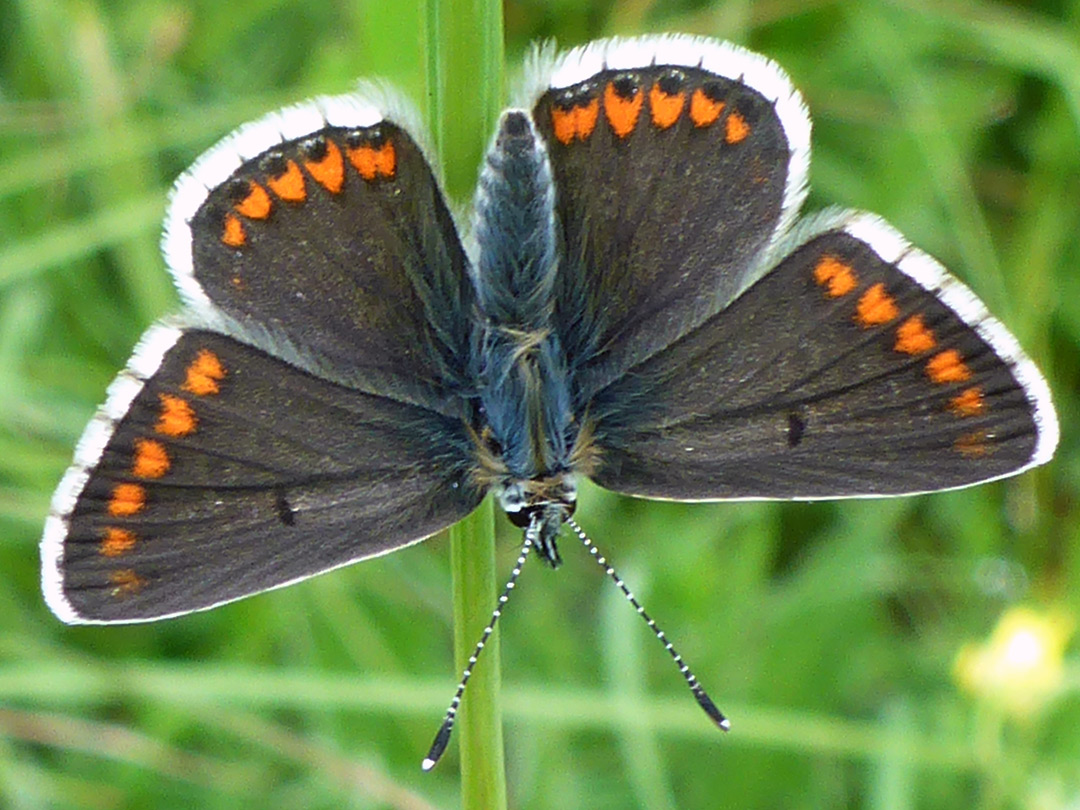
694 688 730 731
422 718 454 771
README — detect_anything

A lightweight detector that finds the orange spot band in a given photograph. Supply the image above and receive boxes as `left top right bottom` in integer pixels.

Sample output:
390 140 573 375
725 110 750 144
895 315 936 355
101 527 136 557
182 349 226 396
109 568 146 596
109 483 145 517
222 213 245 248
234 182 272 219
375 142 396 178
813 256 859 298
156 394 197 437
855 283 899 327
949 387 986 417
348 141 396 180
348 145 378 180
304 139 345 193
133 438 169 478
690 88 724 127
267 160 306 202
926 349 973 384
649 84 685 129
551 98 600 144
955 431 989 458
604 83 644 138
551 107 577 145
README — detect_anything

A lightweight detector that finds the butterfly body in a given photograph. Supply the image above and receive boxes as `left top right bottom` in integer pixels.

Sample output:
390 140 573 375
469 110 586 565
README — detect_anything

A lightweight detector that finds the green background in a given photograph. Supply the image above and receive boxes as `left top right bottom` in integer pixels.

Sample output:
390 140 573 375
1 0 1077 807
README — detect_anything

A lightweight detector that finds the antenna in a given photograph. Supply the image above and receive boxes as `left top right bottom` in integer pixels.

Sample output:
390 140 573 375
422 518 538 771
564 516 730 732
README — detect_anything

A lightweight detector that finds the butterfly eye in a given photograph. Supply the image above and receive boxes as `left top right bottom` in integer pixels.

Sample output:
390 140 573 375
495 481 526 514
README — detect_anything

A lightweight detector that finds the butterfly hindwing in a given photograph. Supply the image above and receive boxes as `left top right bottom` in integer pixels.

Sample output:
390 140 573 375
43 328 481 623
528 36 810 398
589 213 1057 500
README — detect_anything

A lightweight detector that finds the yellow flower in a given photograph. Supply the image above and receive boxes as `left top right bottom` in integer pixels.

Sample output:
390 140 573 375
954 606 1073 718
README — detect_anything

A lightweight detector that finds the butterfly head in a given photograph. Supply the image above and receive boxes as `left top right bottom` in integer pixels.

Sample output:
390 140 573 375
495 474 577 567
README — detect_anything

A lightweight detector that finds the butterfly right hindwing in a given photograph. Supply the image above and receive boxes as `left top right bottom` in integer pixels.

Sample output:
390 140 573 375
589 214 1057 500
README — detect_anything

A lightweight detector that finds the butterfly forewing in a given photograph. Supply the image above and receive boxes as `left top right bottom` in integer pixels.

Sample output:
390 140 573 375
529 39 809 399
171 105 474 409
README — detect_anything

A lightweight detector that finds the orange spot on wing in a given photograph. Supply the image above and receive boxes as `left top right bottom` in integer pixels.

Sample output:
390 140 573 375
954 430 990 458
895 315 936 354
813 256 859 297
182 349 226 396
347 145 378 180
604 82 644 138
725 110 750 143
132 438 170 478
926 349 973 384
575 98 599 140
949 387 986 417
100 527 136 557
304 139 345 193
375 142 396 178
109 483 145 517
855 283 899 327
551 107 577 145
690 88 724 127
234 181 272 219
109 568 147 597
551 98 600 144
156 394 196 437
267 160 306 202
221 213 246 247
649 84 685 129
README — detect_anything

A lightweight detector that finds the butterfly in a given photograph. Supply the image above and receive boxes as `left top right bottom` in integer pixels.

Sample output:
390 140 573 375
42 34 1058 766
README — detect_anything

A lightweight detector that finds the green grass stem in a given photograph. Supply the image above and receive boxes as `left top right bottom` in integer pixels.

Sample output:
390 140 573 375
425 0 506 805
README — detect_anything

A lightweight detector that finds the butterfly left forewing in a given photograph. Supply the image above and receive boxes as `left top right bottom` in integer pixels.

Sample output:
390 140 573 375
588 212 1057 500
166 91 474 409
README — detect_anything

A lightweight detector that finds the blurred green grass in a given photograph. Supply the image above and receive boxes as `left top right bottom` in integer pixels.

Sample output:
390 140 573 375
1 0 1077 807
